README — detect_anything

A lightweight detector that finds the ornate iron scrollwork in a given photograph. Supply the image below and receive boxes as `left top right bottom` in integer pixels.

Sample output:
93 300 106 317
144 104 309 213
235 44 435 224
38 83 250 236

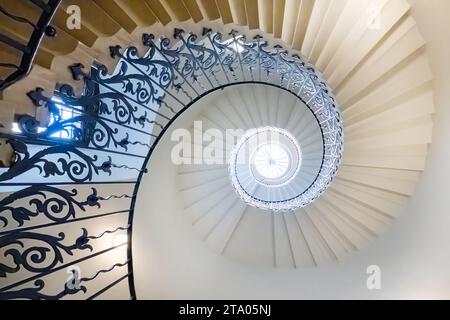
0 229 93 277
0 260 129 300
24 82 156 152
1 139 108 183
0 279 82 300
0 186 101 227
0 224 128 279
0 28 343 300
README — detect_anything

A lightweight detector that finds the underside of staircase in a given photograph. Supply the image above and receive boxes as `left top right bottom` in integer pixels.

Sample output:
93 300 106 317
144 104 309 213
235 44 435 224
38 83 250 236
0 0 439 300
0 0 430 133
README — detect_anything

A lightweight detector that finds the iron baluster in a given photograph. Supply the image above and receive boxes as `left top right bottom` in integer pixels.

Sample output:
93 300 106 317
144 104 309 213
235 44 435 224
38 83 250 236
174 29 216 90
142 33 200 98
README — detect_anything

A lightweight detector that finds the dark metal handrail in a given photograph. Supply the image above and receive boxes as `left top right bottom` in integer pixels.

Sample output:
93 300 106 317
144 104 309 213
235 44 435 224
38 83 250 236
0 0 61 91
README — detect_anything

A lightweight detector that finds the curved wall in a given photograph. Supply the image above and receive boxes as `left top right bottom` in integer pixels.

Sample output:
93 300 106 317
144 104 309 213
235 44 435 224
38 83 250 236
132 0 450 299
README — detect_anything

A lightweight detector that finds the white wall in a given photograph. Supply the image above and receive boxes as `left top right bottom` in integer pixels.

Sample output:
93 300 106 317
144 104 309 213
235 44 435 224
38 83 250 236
132 0 450 299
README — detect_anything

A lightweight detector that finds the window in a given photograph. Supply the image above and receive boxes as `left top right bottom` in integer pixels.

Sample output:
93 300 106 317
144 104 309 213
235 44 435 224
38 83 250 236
49 96 82 140
12 96 83 140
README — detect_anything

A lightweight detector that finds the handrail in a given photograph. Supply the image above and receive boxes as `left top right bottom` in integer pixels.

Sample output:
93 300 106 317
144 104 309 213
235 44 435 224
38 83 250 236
0 0 61 91
0 28 342 300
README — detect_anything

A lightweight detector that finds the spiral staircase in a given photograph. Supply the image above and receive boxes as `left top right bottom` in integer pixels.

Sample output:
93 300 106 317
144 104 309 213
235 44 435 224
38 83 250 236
173 79 424 267
0 0 446 300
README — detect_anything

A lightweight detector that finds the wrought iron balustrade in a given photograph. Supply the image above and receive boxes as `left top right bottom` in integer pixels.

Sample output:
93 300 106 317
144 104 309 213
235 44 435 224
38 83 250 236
0 28 343 300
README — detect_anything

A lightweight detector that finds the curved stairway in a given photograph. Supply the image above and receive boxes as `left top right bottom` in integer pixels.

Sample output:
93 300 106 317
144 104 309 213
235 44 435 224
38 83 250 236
0 0 432 134
176 79 433 267
0 0 436 299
